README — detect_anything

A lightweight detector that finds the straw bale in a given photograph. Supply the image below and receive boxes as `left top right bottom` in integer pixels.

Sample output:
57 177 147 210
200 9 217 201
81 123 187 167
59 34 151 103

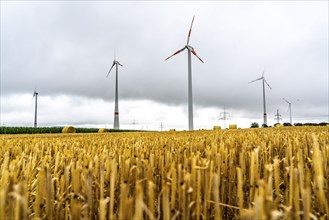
62 126 76 133
98 128 108 133
229 124 237 129
213 126 221 130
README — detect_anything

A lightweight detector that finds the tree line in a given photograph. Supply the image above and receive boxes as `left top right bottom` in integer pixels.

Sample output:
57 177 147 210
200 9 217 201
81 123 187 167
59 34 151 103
251 122 328 128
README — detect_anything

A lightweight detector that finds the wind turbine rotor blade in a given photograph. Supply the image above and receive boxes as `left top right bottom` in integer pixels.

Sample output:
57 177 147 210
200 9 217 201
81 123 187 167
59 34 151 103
32 87 37 98
264 79 272 89
248 77 263 84
187 15 195 45
282 98 290 104
191 49 204 63
165 47 186 61
117 62 123 67
106 62 116 77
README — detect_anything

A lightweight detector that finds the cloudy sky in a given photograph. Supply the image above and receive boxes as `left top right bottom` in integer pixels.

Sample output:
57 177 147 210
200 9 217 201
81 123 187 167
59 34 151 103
1 1 328 130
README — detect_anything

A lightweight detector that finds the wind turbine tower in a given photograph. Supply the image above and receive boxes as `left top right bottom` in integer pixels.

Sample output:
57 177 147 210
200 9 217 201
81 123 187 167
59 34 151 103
107 56 123 129
283 98 299 125
249 70 272 126
33 88 38 128
165 16 204 131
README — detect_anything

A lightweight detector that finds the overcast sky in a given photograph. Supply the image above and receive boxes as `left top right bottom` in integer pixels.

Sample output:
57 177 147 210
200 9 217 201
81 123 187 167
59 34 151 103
1 1 328 130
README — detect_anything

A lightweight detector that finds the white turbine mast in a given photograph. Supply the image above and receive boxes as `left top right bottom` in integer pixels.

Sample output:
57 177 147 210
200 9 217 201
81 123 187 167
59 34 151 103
248 69 272 126
107 55 123 129
33 88 38 128
282 98 299 125
165 16 204 131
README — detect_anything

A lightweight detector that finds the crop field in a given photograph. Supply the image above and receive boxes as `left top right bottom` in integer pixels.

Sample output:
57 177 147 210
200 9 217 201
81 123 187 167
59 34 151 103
0 127 328 219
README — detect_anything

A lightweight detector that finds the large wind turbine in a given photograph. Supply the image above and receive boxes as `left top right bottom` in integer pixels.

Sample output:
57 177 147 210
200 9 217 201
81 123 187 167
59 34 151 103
249 70 272 126
107 57 123 129
283 98 299 125
165 16 204 131
33 88 38 128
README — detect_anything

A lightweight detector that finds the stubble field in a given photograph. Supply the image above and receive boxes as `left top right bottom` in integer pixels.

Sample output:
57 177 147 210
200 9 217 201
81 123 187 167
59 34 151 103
0 127 328 219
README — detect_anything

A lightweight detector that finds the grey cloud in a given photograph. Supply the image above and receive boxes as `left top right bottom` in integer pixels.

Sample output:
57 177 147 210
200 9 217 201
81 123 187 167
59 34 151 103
1 1 328 126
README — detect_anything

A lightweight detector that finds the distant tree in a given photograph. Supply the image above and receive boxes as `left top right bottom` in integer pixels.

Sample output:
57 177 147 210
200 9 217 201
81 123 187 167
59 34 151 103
318 122 328 126
262 124 268 128
303 123 317 126
283 122 292 126
250 122 259 128
294 123 303 126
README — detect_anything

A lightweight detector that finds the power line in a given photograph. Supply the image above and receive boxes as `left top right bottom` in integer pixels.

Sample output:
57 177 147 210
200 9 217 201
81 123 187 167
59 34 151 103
159 122 164 132
274 109 282 124
219 107 230 129
131 119 138 130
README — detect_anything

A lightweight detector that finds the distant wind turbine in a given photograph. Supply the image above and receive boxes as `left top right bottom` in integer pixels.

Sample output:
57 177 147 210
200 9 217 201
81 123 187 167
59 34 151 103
107 56 123 129
249 70 272 126
33 88 38 128
283 98 299 125
165 16 204 131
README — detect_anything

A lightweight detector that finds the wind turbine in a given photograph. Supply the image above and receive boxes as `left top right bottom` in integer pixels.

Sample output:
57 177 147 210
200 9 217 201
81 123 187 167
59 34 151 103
165 16 204 131
282 98 299 125
248 70 272 126
106 56 123 129
33 88 38 128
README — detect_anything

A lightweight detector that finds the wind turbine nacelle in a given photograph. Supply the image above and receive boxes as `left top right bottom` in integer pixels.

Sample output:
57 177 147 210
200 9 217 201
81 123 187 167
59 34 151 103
186 45 194 51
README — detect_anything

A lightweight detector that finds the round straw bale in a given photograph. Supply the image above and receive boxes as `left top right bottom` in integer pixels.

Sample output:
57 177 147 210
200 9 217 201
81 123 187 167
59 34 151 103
213 126 221 130
275 124 283 127
169 129 176 132
98 128 108 133
62 126 76 133
229 124 237 129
